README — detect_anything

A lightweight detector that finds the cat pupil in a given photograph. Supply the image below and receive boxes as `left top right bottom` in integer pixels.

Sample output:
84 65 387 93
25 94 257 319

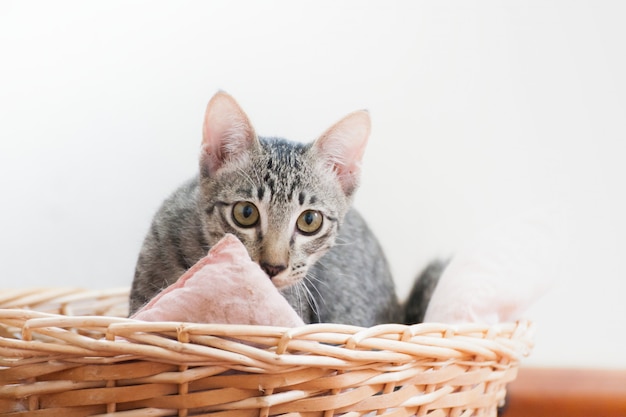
243 205 253 218
304 212 314 225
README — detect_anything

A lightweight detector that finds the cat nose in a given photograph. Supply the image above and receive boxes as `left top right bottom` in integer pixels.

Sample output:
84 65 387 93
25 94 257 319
260 263 287 278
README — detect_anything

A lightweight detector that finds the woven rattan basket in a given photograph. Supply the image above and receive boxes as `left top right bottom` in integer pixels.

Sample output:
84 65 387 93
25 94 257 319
0 288 533 417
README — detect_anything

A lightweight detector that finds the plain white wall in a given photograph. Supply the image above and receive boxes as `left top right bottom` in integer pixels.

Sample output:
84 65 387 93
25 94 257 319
1 1 625 368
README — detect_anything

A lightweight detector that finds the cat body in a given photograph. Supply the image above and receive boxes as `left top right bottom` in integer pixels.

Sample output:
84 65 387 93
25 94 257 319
130 92 402 326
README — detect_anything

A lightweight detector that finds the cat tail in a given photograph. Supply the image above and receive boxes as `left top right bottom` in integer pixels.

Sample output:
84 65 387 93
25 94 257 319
403 260 447 324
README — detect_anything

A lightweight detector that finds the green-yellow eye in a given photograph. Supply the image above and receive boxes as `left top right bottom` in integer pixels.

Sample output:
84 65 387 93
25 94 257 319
297 210 323 235
232 202 260 228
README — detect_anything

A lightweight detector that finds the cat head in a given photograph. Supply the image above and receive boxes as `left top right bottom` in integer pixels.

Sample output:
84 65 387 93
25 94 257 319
198 91 370 289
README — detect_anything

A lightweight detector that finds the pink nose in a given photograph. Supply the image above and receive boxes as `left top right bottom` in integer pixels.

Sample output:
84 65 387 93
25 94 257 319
261 263 287 278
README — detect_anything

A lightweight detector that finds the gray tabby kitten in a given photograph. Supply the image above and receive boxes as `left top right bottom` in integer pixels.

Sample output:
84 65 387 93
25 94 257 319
130 92 403 326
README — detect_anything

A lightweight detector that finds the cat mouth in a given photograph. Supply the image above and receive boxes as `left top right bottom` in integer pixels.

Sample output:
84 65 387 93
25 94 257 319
256 257 308 289
269 268 306 289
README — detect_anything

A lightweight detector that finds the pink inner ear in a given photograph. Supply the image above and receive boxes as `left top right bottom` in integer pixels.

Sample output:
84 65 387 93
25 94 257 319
329 149 363 195
316 110 370 195
200 92 257 176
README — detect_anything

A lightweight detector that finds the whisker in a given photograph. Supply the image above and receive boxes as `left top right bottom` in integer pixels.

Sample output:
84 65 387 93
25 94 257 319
330 236 356 248
312 260 355 282
304 271 330 290
305 270 329 313
293 281 304 318
250 164 262 186
237 167 256 189
305 288 320 321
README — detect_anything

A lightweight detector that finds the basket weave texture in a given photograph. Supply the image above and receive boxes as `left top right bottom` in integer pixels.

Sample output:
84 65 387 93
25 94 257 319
0 288 533 417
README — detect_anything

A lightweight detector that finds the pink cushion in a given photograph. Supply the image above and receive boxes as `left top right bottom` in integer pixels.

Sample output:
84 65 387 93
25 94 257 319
132 234 304 327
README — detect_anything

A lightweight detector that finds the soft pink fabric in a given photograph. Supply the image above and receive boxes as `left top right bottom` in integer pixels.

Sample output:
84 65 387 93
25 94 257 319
132 234 304 327
424 209 563 324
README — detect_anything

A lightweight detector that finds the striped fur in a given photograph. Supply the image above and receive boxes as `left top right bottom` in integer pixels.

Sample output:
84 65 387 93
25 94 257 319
130 92 402 326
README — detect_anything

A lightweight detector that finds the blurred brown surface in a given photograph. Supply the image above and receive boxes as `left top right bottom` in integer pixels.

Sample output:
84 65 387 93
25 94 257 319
504 368 626 417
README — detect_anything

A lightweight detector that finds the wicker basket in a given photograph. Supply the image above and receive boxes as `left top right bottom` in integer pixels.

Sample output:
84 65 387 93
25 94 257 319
0 288 533 417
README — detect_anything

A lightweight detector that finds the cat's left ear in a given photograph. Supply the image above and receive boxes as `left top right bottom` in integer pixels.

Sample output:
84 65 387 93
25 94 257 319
313 110 371 196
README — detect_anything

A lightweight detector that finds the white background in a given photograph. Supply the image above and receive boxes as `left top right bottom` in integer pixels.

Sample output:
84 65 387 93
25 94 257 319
1 1 625 368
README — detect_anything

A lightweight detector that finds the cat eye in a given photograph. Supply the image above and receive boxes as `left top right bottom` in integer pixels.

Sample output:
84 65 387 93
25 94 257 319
232 202 260 228
297 210 323 235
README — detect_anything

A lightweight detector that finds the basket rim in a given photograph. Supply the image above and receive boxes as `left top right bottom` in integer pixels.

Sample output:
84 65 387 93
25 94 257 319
0 307 534 365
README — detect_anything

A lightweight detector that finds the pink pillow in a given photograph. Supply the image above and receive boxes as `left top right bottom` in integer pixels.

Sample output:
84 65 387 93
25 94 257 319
132 234 304 327
424 210 561 324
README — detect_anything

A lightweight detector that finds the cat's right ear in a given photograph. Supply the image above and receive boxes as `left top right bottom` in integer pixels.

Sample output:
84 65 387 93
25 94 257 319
201 91 258 177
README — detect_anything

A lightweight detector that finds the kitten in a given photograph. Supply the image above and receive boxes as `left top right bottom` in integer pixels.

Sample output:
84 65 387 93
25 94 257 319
130 91 403 326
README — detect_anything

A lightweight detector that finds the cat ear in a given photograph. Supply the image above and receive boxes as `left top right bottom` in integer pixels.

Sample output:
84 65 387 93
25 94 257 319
201 91 258 176
313 110 371 196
